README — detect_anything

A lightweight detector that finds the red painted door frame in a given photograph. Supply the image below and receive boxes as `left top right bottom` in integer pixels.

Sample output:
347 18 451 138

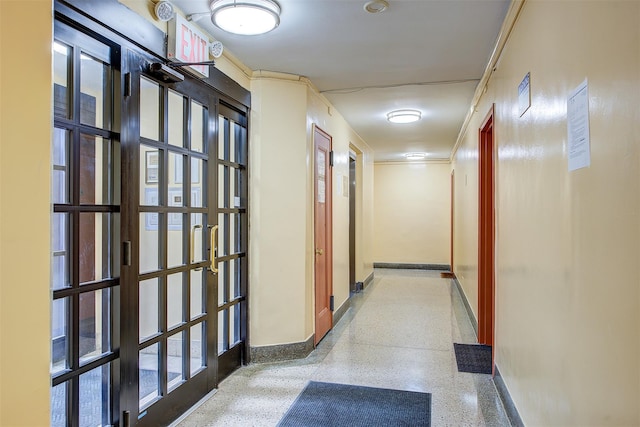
478 105 495 362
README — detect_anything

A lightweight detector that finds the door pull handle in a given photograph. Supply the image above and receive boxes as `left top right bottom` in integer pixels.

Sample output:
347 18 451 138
315 248 324 256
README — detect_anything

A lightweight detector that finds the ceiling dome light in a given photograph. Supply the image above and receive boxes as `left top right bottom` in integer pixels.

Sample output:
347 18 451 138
364 0 389 13
210 0 281 35
405 153 428 160
387 109 421 124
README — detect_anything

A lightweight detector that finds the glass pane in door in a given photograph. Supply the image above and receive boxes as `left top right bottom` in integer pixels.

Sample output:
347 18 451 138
80 52 110 130
139 343 160 410
79 363 111 427
190 323 205 375
140 77 160 141
190 101 205 153
167 273 184 329
168 90 184 147
51 297 69 375
139 278 160 342
79 288 111 365
167 331 185 392
51 382 67 427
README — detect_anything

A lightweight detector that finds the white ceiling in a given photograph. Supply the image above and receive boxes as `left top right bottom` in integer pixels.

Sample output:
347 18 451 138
170 0 510 161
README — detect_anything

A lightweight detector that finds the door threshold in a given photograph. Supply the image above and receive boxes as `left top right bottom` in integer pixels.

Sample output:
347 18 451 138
168 388 218 427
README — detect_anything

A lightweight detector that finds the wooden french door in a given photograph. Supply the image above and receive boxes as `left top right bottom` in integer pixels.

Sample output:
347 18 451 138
120 51 219 425
120 51 248 425
478 105 495 358
314 126 333 345
50 21 121 427
215 104 249 381
51 21 247 426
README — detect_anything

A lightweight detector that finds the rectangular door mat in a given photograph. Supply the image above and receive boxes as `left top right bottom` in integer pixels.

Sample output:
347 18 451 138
278 381 431 427
453 343 492 374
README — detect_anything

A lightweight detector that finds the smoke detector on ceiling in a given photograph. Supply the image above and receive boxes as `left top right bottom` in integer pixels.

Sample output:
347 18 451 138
154 1 175 22
364 0 389 14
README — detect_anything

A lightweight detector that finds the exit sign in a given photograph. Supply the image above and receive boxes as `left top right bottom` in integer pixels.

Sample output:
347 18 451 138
168 14 210 78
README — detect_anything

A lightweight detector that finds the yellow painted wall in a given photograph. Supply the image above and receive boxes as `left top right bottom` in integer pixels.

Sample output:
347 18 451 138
452 1 640 425
248 74 375 346
0 1 52 425
373 162 450 265
248 77 309 346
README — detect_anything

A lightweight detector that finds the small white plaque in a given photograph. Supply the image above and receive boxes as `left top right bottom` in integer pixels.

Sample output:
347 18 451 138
518 72 531 117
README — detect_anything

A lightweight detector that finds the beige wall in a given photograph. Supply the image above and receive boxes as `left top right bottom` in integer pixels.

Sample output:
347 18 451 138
373 162 450 265
0 1 52 425
452 1 640 425
248 73 375 347
248 76 310 346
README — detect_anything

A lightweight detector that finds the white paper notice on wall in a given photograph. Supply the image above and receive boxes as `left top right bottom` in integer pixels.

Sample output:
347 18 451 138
567 79 591 171
518 72 531 117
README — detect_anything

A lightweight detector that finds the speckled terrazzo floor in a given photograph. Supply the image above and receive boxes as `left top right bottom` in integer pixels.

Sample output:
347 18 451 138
174 269 511 427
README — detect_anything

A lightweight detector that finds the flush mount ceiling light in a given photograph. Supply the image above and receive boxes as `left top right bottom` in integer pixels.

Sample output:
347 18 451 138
210 0 281 35
387 109 421 124
405 153 428 160
364 0 389 13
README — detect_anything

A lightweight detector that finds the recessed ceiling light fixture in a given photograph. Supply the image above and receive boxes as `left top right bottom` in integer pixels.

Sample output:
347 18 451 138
405 152 428 160
387 109 421 124
364 0 389 14
210 0 281 35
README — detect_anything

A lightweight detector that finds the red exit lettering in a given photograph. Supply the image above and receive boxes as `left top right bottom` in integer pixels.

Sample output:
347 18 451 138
179 24 208 75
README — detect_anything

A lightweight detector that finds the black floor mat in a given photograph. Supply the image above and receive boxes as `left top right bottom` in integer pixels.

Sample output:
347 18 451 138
278 381 431 427
453 343 492 374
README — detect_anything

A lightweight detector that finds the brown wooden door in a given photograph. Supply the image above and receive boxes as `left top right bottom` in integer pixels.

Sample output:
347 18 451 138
478 105 495 364
450 170 455 273
314 126 333 345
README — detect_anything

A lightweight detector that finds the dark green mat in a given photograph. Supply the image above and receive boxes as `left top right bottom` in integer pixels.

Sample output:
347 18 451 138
278 381 431 426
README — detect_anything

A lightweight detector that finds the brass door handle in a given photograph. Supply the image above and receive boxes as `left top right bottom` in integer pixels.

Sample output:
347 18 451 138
315 248 324 256
209 225 218 273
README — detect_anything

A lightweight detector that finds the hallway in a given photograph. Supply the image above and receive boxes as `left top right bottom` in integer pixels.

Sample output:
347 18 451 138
176 269 511 426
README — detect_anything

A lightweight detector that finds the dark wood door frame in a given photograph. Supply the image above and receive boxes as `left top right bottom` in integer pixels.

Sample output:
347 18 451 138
478 104 495 371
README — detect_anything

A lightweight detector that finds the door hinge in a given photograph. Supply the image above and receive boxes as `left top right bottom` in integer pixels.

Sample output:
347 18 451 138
124 73 131 97
329 151 334 167
330 295 334 311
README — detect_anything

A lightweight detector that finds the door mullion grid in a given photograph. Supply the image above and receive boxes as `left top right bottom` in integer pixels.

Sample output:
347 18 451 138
159 82 170 399
183 97 192 381
238 124 248 358
69 44 83 424
220 117 230 354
